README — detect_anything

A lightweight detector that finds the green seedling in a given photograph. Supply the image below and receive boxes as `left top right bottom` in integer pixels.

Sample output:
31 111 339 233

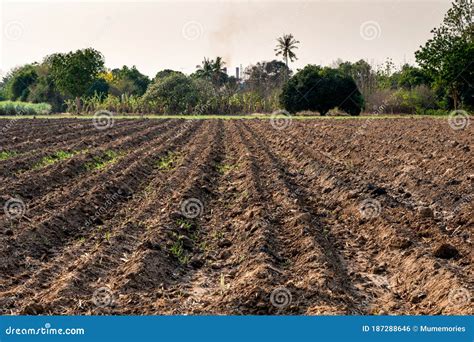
170 238 189 265
216 163 234 175
104 231 111 242
85 150 120 170
33 150 76 169
156 152 179 171
176 218 192 230
0 150 17 160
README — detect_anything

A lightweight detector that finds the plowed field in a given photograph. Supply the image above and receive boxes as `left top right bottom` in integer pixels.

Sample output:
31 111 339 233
0 118 472 315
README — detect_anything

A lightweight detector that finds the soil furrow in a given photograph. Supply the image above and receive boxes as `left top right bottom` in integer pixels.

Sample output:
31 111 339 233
0 119 175 198
252 120 472 315
0 119 158 177
0 120 194 278
0 120 207 314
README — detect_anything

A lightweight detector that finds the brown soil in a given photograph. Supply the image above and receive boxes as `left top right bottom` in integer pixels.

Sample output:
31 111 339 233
0 118 472 315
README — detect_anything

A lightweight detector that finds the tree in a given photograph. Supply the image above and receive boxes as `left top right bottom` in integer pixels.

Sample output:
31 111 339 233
194 57 228 86
85 78 110 99
274 34 300 68
244 60 291 97
395 64 433 90
154 69 183 81
337 59 378 98
143 73 198 114
27 62 65 112
280 65 364 116
415 0 473 109
110 65 150 96
46 48 105 111
4 64 38 101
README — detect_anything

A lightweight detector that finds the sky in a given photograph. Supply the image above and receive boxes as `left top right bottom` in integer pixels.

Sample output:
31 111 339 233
0 0 452 78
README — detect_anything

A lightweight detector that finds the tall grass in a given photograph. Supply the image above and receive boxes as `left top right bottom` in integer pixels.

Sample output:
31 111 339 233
0 101 52 116
66 92 280 115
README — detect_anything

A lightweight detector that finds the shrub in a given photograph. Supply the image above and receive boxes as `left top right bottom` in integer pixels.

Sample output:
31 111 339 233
143 73 198 114
280 65 364 116
367 85 438 114
0 101 52 115
4 64 38 101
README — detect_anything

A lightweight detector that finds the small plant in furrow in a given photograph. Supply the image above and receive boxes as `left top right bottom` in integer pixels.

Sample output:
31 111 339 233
216 163 235 175
32 150 78 169
104 231 111 242
176 218 193 230
199 241 209 253
155 152 180 171
84 150 120 170
169 238 190 265
0 150 17 160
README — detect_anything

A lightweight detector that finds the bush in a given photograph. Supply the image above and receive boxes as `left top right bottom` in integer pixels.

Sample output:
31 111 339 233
0 101 52 115
367 85 438 114
4 65 38 101
280 65 364 116
143 73 198 114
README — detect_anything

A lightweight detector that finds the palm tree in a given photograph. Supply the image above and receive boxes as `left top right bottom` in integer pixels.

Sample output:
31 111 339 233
274 34 300 68
195 57 215 78
196 57 227 86
212 57 226 74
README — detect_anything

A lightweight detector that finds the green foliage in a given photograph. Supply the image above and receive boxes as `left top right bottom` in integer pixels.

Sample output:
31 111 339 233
4 64 38 101
244 60 290 97
336 59 378 98
193 57 229 86
0 151 17 160
156 152 179 170
143 73 198 114
33 150 76 169
395 64 433 89
46 48 105 99
154 69 183 81
216 163 235 175
110 65 150 96
275 34 300 67
85 78 109 99
170 238 190 265
27 76 64 112
280 65 364 116
69 93 143 114
415 0 473 109
0 101 52 115
389 86 437 114
176 218 193 230
84 150 119 170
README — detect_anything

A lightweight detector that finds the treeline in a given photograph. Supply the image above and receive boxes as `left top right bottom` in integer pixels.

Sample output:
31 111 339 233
0 0 471 115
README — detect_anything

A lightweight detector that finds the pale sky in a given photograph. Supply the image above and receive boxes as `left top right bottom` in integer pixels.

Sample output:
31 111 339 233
1 0 452 78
